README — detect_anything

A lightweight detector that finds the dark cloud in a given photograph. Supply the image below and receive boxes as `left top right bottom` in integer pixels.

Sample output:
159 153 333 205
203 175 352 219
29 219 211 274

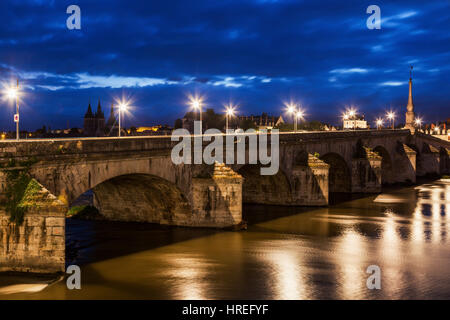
0 0 449 131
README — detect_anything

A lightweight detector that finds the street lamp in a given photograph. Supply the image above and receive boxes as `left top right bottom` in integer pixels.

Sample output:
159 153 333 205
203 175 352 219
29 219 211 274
376 118 383 130
415 118 422 131
189 96 203 135
386 112 396 129
296 109 305 132
286 103 297 132
225 105 235 132
118 101 128 137
4 79 20 140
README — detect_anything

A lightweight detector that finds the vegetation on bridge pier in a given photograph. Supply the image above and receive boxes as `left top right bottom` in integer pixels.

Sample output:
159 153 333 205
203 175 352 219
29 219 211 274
0 158 40 225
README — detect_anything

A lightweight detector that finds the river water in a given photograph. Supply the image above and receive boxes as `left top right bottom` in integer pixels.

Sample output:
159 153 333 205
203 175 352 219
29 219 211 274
1 179 450 299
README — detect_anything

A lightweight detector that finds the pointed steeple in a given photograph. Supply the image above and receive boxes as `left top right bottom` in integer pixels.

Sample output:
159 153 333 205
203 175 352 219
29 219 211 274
404 65 416 131
407 66 414 111
95 99 104 119
84 102 93 118
106 102 117 127
110 102 115 117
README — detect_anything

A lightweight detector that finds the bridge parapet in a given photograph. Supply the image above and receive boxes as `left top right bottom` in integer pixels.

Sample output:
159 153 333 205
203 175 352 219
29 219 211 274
0 129 411 157
0 137 176 163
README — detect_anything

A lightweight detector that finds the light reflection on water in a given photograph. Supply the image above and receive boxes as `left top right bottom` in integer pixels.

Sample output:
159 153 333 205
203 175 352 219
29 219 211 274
1 179 450 299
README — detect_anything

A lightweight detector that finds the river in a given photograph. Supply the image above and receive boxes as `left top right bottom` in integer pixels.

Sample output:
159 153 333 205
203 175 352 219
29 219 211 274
1 179 450 299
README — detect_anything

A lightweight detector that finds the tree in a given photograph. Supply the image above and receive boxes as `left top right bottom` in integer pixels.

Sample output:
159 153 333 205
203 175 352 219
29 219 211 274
35 125 47 135
239 119 258 131
179 108 226 131
69 128 80 135
276 120 326 132
298 120 325 131
274 123 293 132
174 118 183 129
204 108 225 130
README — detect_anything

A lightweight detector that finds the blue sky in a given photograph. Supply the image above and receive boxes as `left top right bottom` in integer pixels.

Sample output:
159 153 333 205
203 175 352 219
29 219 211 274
0 0 449 130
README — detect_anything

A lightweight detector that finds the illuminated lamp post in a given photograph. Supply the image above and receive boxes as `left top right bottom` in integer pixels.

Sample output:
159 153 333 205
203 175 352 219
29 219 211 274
4 79 20 140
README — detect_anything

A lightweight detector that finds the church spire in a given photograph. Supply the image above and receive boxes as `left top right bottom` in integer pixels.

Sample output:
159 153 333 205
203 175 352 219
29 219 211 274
404 65 416 131
96 99 104 119
84 102 93 118
110 102 115 117
407 65 414 111
106 102 117 128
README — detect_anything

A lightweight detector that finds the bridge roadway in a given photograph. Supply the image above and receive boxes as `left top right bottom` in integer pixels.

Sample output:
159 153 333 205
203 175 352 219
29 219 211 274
0 128 448 142
0 129 411 142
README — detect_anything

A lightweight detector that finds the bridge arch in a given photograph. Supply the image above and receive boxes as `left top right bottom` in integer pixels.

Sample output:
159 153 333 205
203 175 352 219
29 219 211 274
373 146 394 185
320 152 351 193
29 157 191 207
237 164 292 205
89 173 192 224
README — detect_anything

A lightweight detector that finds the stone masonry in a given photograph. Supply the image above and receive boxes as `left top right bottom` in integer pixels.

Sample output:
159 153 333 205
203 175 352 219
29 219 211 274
0 181 66 273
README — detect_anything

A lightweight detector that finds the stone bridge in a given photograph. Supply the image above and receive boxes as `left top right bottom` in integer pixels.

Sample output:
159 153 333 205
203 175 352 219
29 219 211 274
0 129 449 273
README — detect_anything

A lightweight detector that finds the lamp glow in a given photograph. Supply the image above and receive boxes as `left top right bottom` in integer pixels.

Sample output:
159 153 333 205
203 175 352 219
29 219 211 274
6 87 18 100
376 118 383 130
3 79 21 140
226 107 235 117
119 102 128 112
115 99 131 138
189 96 203 111
415 118 422 130
285 102 300 132
386 111 396 129
225 105 236 132
287 105 295 114
192 100 200 110
188 95 204 134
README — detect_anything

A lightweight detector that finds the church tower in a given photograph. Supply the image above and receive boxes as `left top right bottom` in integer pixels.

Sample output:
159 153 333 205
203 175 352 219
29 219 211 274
404 66 416 132
83 102 96 136
106 102 118 136
95 100 105 136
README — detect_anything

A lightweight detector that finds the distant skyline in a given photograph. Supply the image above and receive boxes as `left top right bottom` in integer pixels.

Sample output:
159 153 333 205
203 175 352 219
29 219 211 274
0 0 449 131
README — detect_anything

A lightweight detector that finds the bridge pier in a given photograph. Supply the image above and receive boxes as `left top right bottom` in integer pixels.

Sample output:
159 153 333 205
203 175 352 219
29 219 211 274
417 143 441 177
441 148 450 175
0 179 66 273
392 143 417 183
291 153 329 205
191 163 243 227
351 149 382 193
